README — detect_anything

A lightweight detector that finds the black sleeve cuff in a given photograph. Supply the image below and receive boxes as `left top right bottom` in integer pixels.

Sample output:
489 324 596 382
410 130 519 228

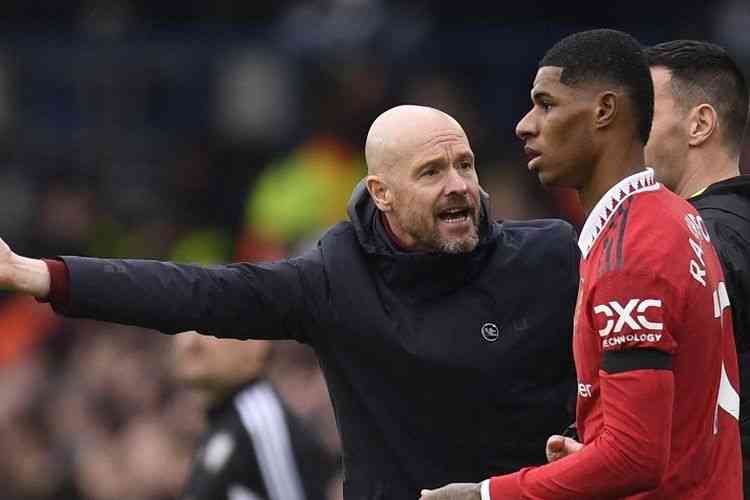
601 349 673 374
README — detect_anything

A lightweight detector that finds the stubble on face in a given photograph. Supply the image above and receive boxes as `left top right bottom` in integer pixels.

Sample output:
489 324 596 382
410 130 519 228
366 105 482 254
440 226 480 253
390 188 480 254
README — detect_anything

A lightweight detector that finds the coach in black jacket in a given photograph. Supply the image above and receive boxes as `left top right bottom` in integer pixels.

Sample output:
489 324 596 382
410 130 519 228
2 105 579 499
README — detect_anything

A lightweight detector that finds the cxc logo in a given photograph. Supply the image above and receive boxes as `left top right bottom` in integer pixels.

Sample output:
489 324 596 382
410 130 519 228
593 299 663 337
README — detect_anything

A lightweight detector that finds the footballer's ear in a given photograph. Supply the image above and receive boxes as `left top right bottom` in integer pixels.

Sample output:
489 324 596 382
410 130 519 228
687 103 718 148
366 175 392 212
593 91 618 130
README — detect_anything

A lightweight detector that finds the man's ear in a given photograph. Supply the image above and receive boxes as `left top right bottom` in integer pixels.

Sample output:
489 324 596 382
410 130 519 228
366 175 392 212
687 103 718 148
593 91 618 130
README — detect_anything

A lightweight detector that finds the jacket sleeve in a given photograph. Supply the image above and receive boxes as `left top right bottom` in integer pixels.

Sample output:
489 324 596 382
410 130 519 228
52 248 327 343
486 367 674 499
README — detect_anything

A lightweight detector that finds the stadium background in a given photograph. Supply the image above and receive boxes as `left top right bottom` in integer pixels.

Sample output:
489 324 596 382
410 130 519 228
0 2 748 499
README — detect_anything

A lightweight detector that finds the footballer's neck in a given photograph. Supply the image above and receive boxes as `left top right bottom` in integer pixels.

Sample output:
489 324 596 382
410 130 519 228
579 141 645 215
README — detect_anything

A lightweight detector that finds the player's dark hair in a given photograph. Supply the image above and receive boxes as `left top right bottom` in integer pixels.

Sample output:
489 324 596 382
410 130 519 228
541 29 654 144
645 40 748 156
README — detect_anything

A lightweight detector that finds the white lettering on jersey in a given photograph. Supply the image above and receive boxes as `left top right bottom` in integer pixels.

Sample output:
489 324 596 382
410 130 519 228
686 215 710 287
594 299 664 337
711 282 739 433
713 281 731 320
603 333 663 348
690 258 707 287
578 382 593 398
689 237 706 266
685 213 711 242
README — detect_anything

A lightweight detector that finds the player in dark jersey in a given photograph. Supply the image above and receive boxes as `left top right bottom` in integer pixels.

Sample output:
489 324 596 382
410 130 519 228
644 40 750 497
420 29 742 500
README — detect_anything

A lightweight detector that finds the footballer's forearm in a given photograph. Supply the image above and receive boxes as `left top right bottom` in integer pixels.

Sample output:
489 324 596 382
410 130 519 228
484 368 674 499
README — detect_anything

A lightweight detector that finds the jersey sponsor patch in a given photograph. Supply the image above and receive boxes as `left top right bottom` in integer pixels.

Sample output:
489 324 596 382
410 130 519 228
593 298 666 350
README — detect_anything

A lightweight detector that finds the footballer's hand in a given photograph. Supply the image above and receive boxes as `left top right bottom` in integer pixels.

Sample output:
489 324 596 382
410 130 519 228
0 237 50 297
546 434 583 463
419 483 481 500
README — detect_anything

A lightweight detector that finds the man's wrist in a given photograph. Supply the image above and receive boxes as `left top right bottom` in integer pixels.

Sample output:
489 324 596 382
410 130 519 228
12 255 51 298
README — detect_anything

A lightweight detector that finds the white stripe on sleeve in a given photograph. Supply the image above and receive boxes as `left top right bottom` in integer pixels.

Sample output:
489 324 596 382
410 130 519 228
235 382 306 500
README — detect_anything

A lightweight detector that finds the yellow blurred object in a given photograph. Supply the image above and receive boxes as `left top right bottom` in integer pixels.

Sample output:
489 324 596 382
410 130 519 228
246 136 365 246
170 229 232 265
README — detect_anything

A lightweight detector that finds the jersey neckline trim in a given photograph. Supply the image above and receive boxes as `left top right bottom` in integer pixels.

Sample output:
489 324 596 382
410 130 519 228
578 168 660 259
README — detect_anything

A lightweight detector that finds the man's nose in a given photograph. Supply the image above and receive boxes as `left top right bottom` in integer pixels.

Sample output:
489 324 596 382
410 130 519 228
444 167 469 195
516 110 536 141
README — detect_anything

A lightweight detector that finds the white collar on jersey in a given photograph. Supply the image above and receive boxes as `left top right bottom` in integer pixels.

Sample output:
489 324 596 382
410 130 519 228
578 168 660 259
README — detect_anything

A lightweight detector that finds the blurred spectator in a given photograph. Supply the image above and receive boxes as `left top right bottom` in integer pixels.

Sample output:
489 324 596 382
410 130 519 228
215 48 297 147
172 332 338 500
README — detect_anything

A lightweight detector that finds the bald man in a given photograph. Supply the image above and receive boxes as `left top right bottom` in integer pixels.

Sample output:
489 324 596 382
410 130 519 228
365 106 482 253
0 105 580 499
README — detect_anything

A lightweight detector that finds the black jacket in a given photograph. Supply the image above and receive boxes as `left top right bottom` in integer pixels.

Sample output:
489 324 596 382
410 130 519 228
181 380 335 500
55 184 580 499
689 175 750 493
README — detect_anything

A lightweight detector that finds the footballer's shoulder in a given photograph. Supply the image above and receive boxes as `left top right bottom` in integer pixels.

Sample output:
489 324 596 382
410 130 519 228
618 189 700 268
627 188 699 237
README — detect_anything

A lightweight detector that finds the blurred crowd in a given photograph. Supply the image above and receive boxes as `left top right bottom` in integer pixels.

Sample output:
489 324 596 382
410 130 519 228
0 1 748 499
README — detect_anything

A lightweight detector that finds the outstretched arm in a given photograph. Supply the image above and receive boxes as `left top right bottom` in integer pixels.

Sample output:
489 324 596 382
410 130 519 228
0 237 327 342
0 238 51 297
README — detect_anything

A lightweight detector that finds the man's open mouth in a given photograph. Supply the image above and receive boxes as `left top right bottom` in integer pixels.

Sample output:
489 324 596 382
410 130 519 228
438 207 472 224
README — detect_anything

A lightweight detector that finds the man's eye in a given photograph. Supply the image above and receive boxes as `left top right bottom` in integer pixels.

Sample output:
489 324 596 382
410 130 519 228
422 169 436 177
459 162 473 170
541 102 552 111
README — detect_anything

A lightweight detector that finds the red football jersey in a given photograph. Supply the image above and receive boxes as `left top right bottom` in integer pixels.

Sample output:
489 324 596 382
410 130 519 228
573 169 742 498
486 169 742 499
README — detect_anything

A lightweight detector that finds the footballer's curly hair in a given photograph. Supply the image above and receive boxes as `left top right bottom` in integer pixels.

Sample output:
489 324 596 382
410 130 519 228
541 29 654 145
645 40 748 157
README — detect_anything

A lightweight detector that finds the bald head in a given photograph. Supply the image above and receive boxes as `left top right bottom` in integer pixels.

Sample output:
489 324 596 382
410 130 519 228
365 105 468 176
363 105 480 254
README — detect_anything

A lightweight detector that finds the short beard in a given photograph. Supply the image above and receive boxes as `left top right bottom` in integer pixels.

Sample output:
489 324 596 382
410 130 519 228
394 205 480 254
438 231 480 254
